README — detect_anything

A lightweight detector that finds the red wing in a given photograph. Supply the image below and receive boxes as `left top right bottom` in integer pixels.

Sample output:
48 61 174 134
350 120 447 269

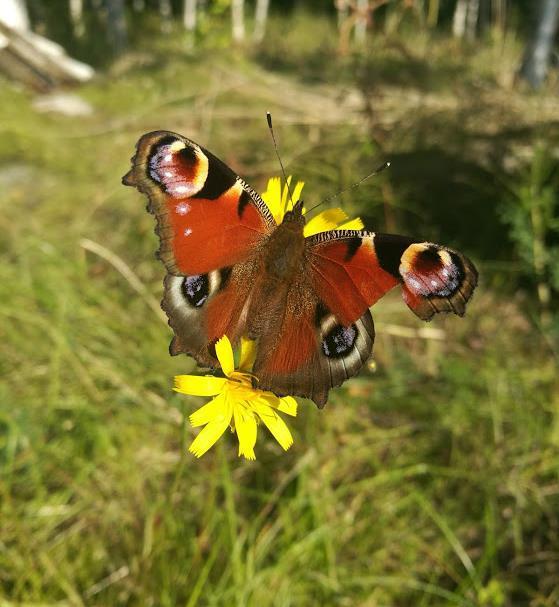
307 230 399 326
255 229 476 408
307 230 478 324
162 260 258 367
122 131 275 276
253 281 375 408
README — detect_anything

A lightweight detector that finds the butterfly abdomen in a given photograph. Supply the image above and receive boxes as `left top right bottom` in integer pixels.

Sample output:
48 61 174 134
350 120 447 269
244 222 306 339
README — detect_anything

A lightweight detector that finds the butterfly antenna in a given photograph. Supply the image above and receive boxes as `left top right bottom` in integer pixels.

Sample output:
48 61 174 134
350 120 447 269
306 160 391 215
267 112 296 206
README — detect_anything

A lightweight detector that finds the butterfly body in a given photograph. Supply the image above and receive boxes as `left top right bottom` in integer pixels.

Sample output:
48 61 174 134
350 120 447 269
123 130 478 407
262 205 306 282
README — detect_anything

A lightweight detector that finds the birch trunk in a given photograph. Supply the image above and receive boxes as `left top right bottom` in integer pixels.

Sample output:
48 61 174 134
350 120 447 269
427 0 440 28
452 0 468 37
106 0 127 52
253 0 269 43
69 0 85 37
465 0 479 39
336 0 349 30
159 0 172 33
184 0 196 31
354 0 368 46
232 0 245 42
519 0 559 88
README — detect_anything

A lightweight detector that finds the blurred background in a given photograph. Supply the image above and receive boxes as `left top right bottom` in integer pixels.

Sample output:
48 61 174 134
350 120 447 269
1 1 559 605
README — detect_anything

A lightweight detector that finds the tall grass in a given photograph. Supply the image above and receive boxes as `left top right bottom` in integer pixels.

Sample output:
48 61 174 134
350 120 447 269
1 18 558 606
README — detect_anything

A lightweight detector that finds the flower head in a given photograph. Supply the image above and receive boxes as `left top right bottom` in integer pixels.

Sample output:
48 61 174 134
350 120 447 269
261 176 364 236
174 336 297 460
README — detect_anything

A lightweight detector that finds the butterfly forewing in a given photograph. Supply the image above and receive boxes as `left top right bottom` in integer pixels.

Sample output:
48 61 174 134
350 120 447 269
122 130 275 276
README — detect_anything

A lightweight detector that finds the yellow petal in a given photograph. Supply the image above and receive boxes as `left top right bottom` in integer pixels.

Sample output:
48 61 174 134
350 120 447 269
290 180 305 210
262 177 283 223
215 335 235 377
233 403 257 460
256 391 282 409
261 176 305 223
174 374 227 396
190 393 229 427
304 208 349 236
281 176 292 213
188 417 230 457
253 400 294 451
339 217 364 230
278 396 298 417
188 397 232 457
239 337 257 372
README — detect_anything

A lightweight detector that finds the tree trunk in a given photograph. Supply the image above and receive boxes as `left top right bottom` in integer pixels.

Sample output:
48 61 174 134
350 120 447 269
519 0 559 89
336 0 349 30
354 0 368 46
253 0 269 43
427 0 440 28
183 0 196 49
106 0 127 53
232 0 245 42
491 0 507 32
184 0 196 30
453 0 468 37
159 0 172 33
69 0 85 37
0 20 94 90
465 0 479 39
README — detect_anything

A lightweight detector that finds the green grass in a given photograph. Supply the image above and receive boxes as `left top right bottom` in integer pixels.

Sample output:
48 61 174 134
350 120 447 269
1 18 559 606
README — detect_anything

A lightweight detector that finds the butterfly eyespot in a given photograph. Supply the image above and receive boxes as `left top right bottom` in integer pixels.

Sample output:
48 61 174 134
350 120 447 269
148 138 208 198
400 244 463 298
181 274 209 307
177 267 233 311
322 324 358 358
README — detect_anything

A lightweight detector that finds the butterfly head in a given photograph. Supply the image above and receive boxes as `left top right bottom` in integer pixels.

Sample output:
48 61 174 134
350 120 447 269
282 199 306 227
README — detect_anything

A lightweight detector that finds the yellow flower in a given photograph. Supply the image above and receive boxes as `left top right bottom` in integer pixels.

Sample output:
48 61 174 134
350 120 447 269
261 176 364 236
174 336 297 460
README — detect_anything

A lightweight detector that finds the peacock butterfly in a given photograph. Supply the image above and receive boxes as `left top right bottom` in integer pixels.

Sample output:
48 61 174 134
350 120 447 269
122 130 478 407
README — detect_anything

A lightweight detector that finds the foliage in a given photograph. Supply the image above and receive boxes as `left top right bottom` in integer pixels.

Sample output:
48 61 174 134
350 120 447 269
501 144 559 294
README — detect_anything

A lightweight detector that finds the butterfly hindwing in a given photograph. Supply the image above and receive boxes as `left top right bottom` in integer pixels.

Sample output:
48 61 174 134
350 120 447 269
162 260 259 367
253 288 375 408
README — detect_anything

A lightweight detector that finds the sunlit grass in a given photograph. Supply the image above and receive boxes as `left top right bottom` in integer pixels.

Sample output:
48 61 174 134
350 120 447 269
1 20 558 606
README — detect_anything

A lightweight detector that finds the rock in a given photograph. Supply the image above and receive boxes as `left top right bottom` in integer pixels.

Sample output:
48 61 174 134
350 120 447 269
33 93 94 116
